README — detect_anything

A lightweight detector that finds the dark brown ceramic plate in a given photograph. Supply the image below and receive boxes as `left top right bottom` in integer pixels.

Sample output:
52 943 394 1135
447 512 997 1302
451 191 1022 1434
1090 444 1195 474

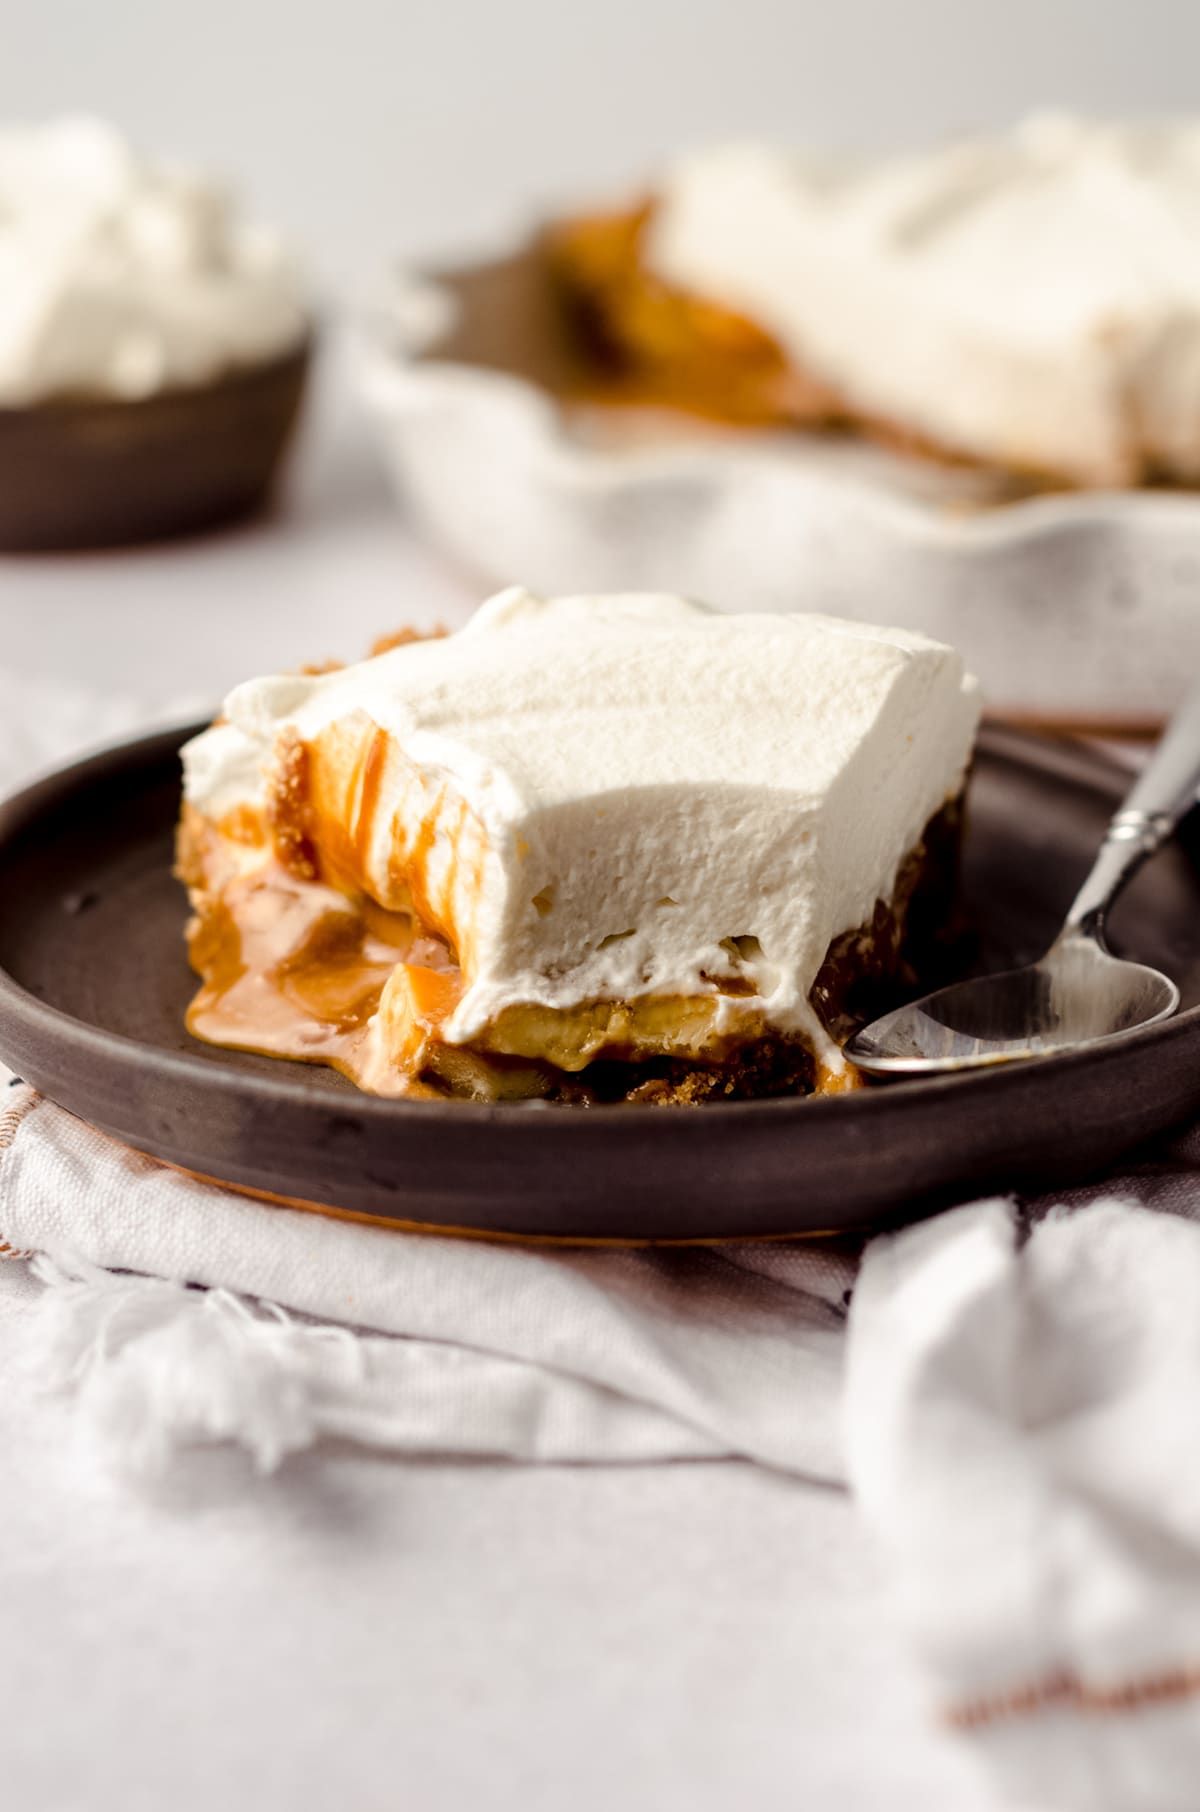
0 723 1198 1241
0 339 310 552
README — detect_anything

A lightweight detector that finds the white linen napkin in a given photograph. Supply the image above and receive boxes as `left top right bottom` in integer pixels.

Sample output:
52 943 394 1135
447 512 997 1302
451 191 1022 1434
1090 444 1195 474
5 661 1200 1809
0 1082 852 1480
846 1140 1200 1812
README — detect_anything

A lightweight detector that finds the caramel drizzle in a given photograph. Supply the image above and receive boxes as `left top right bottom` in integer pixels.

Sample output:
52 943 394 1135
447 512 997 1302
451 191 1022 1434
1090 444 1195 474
186 723 468 1095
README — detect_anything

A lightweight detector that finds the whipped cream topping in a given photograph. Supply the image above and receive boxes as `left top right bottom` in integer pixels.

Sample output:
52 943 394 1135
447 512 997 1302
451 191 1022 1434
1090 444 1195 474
183 590 979 1067
0 116 308 404
644 116 1200 485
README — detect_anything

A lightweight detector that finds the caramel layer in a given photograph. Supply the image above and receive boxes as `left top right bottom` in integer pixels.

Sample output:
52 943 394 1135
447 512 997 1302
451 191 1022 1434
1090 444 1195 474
546 205 842 429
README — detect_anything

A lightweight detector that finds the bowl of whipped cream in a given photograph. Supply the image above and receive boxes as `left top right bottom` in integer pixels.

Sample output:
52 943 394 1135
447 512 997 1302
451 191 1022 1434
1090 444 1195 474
0 115 312 550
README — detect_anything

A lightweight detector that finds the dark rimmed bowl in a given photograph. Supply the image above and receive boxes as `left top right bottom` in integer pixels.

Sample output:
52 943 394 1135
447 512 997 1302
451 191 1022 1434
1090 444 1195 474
0 337 312 553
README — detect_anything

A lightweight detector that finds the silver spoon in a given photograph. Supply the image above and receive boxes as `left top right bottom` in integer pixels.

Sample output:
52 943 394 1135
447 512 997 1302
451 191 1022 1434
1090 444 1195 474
846 682 1200 1077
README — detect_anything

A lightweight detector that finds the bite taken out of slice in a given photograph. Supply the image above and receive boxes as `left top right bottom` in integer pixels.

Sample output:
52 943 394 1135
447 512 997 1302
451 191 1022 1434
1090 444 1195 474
177 589 980 1104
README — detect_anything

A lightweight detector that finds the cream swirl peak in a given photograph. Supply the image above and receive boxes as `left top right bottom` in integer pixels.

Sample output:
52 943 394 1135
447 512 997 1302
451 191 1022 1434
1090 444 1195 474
0 116 308 404
181 591 979 1092
644 116 1200 485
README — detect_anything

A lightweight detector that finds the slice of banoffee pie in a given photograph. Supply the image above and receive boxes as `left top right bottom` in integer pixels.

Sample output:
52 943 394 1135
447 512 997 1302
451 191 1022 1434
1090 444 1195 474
177 589 980 1104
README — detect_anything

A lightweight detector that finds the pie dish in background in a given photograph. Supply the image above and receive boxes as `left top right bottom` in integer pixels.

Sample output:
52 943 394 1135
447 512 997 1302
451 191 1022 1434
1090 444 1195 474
176 591 979 1106
0 116 312 551
358 115 1200 731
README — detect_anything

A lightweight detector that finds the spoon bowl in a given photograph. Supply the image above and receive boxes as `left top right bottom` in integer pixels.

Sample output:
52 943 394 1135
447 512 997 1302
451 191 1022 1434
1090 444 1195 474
846 937 1181 1076
847 676 1200 1080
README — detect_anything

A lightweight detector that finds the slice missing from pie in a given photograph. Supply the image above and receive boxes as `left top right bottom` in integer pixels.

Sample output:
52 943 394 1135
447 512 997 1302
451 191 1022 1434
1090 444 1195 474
177 589 980 1104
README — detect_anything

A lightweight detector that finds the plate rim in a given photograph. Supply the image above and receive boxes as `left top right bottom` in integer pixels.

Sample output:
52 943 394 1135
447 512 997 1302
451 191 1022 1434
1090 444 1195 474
1 717 1197 1138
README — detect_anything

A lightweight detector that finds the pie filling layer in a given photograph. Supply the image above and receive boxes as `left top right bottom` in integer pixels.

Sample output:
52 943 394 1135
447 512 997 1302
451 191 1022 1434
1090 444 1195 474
177 794 963 1104
547 204 830 432
178 590 980 1105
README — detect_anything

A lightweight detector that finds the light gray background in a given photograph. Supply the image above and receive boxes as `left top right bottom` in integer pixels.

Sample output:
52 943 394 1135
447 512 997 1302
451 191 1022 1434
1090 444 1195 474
0 19 1181 1810
3 0 1198 280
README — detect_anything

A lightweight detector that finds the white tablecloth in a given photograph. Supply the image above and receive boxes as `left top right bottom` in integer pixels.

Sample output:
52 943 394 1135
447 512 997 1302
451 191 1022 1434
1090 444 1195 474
0 357 1010 1812
0 1240 999 1811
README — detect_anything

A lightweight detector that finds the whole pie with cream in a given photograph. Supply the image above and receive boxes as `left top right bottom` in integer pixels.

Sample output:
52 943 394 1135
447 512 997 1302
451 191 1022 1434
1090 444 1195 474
549 115 1200 488
177 590 980 1104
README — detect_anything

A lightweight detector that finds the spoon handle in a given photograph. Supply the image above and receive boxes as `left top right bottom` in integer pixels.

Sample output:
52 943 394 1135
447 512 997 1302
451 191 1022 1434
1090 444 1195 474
1063 679 1200 940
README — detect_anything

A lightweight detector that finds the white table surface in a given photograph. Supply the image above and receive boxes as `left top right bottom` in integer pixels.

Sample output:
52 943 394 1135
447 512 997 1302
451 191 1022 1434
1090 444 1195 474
0 357 1004 1812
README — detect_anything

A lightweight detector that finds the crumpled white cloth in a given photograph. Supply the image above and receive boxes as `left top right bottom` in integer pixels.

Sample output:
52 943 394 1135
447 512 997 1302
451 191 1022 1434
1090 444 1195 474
6 661 1200 1810
0 1083 853 1480
848 1139 1200 1812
